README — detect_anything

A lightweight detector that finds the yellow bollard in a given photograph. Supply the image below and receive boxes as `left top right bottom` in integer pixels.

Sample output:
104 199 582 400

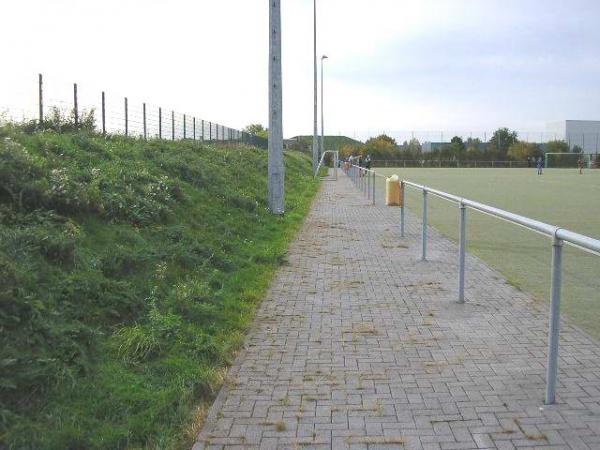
385 175 401 206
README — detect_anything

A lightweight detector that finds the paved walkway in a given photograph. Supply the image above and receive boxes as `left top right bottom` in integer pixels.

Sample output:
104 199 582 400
194 172 600 450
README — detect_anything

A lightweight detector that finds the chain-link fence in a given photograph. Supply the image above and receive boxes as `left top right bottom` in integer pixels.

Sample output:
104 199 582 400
8 74 267 149
337 130 600 152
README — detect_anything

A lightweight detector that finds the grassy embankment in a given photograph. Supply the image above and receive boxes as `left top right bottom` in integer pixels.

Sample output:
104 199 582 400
376 168 600 338
293 135 363 150
0 124 320 449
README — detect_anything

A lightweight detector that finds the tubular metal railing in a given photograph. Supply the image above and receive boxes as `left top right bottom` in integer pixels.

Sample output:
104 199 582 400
346 163 600 405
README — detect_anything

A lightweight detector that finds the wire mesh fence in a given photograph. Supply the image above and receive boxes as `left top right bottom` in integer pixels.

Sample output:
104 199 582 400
371 159 531 168
338 130 600 152
5 74 268 149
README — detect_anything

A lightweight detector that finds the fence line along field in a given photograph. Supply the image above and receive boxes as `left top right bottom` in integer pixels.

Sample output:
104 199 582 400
376 168 600 338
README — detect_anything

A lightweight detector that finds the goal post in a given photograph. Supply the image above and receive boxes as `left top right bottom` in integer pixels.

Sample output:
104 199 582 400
314 150 339 179
545 152 592 169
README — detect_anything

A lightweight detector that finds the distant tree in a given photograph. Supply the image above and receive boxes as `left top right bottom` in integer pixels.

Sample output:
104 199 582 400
572 145 584 153
398 138 421 159
465 137 482 159
339 143 361 159
448 136 466 159
488 128 518 158
363 134 398 160
507 142 539 160
244 124 268 138
546 140 570 154
370 134 397 146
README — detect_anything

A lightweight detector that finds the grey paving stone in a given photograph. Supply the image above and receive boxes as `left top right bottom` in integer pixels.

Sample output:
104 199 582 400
194 172 600 450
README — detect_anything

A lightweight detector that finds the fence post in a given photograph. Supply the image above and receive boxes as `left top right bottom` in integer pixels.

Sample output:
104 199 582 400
143 102 147 140
183 114 186 139
400 181 405 238
201 120 205 142
124 97 128 136
458 202 466 303
193 117 196 141
38 73 43 125
545 235 564 405
209 121 212 141
101 91 106 135
159 107 162 139
367 169 370 200
73 83 79 127
422 190 428 261
171 110 175 140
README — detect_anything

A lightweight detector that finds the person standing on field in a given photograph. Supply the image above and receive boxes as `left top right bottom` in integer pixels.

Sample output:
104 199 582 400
536 157 543 175
578 157 584 174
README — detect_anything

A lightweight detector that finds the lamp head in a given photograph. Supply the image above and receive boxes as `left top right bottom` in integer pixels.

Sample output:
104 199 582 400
322 55 328 60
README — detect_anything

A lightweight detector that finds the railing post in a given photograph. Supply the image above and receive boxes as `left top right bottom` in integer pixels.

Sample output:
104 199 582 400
422 190 428 261
171 110 175 140
183 114 187 139
372 171 375 205
545 235 563 405
458 202 467 303
363 169 366 194
400 181 405 238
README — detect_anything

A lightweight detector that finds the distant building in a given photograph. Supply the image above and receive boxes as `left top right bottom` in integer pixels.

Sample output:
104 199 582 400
422 142 447 153
546 120 600 152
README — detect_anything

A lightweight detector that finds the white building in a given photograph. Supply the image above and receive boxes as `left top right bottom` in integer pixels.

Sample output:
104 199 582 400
546 120 600 152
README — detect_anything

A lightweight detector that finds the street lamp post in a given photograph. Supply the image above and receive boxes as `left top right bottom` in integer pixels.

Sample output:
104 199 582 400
320 55 328 159
312 0 318 172
268 0 284 214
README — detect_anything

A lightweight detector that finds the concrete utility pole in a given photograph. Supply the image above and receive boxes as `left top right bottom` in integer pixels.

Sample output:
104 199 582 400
320 55 328 158
312 0 319 172
268 0 285 214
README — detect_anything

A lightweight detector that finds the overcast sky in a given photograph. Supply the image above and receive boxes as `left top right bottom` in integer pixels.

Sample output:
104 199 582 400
2 0 599 140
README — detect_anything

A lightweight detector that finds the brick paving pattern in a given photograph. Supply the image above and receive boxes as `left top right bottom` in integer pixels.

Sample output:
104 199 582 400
193 172 600 449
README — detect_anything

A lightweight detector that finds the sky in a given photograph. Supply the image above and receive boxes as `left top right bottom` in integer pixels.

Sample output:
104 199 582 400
2 0 600 141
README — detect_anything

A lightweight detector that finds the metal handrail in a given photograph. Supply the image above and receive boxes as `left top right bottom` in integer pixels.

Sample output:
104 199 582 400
403 180 600 255
343 164 600 405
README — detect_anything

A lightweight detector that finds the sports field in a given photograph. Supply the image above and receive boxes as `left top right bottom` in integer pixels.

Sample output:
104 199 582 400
376 168 600 338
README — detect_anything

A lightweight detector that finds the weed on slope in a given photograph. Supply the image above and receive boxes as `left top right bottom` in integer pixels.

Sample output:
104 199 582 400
0 124 320 449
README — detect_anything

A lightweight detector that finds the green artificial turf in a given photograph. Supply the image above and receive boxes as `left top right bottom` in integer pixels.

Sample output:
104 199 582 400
377 168 600 337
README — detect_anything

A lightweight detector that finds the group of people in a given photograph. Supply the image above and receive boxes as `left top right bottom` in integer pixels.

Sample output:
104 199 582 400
344 154 372 175
530 156 586 175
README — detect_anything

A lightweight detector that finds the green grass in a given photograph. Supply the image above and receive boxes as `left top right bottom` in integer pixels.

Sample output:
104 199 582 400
377 168 600 337
0 125 320 449
293 135 362 150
